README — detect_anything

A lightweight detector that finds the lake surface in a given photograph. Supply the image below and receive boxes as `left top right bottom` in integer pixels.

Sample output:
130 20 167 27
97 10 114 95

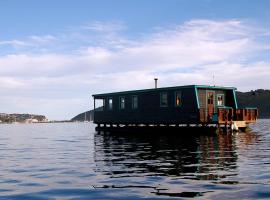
0 120 269 199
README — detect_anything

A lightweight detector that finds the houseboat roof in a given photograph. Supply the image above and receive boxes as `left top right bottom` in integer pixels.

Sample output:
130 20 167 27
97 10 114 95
92 85 237 98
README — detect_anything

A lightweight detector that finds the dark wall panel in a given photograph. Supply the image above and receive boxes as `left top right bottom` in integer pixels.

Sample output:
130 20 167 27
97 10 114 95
94 87 199 124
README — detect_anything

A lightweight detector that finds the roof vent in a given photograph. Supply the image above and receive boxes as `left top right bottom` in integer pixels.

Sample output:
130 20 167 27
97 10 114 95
154 78 158 89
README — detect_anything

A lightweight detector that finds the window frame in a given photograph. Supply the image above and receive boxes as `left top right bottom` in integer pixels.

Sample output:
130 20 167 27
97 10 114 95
132 95 138 109
107 97 113 110
217 94 225 107
160 92 168 107
175 91 182 107
119 96 125 110
207 91 214 105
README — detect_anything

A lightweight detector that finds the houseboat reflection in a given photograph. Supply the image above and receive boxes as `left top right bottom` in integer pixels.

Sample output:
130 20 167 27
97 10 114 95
93 131 241 181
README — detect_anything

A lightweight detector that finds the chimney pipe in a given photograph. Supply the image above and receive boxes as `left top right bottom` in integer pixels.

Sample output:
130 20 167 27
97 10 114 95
154 78 158 89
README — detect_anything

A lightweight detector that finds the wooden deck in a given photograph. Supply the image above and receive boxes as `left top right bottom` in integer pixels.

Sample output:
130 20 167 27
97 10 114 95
199 107 258 125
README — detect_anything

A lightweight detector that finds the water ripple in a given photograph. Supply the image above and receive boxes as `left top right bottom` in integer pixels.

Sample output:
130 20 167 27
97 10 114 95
0 120 269 199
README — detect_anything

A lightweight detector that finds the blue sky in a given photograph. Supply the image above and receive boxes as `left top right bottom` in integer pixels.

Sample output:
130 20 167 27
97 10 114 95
0 0 270 119
1 0 270 39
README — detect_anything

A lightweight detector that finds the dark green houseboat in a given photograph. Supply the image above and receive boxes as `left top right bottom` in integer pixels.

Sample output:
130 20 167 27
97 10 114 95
92 85 258 132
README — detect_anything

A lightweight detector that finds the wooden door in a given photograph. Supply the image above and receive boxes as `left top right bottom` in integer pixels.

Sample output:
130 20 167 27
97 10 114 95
207 91 214 121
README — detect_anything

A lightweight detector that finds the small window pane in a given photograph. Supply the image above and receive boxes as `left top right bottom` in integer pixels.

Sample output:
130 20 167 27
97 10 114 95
108 98 113 110
160 92 168 107
132 96 138 109
208 92 214 105
175 91 182 107
120 97 125 109
217 94 224 106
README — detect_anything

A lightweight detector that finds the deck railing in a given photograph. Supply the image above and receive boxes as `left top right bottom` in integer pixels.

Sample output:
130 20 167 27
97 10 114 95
217 108 234 123
199 107 258 124
233 108 258 123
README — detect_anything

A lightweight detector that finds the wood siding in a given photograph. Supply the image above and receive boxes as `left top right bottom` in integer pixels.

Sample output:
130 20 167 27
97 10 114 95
197 89 234 109
198 89 206 109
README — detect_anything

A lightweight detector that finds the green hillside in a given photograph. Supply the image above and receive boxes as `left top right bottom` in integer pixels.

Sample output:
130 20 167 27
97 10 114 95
0 113 47 123
71 110 93 122
236 89 270 118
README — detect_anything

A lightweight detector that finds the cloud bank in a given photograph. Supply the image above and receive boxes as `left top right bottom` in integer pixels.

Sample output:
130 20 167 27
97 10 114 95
0 19 269 119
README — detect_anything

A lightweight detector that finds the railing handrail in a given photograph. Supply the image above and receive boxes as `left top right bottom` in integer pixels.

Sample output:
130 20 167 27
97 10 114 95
199 107 258 124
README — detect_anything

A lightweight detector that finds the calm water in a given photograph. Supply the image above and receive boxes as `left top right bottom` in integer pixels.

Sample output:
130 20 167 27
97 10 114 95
0 120 269 199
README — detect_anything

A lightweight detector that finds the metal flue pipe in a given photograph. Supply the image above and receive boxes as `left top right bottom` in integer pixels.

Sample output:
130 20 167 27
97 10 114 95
154 78 158 89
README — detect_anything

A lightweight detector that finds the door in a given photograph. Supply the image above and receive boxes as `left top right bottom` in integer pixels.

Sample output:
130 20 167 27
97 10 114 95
207 91 215 121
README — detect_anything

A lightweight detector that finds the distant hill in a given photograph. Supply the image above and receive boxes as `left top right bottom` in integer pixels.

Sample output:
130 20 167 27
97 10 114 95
236 89 270 118
72 89 270 121
71 110 93 122
71 106 104 122
0 113 47 123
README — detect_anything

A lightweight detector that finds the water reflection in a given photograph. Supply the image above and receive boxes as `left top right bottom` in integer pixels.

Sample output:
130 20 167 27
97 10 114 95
95 132 199 177
237 131 260 147
196 134 238 181
0 122 266 199
93 131 242 194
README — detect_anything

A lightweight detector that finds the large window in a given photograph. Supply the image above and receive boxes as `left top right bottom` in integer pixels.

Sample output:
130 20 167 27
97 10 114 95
119 96 125 109
160 92 168 107
217 94 224 106
132 95 138 109
175 91 182 107
108 97 113 110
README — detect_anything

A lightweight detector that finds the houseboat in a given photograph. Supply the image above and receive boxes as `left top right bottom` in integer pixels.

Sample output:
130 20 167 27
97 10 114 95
92 85 258 132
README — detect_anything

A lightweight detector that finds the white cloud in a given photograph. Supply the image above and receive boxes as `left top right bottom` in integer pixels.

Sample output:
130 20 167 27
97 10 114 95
0 40 29 47
28 35 56 44
82 21 126 32
0 19 269 119
0 77 26 89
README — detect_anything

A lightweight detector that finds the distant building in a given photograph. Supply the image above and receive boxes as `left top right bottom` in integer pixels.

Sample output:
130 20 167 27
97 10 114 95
24 118 39 123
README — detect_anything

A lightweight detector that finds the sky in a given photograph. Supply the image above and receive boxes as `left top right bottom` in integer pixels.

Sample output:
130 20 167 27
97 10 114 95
0 0 270 120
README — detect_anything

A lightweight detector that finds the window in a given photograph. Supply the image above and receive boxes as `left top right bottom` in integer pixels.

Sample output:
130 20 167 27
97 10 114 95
217 94 224 106
108 97 113 110
160 92 168 107
207 92 214 105
94 98 105 111
132 95 138 109
175 91 182 107
119 96 125 109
